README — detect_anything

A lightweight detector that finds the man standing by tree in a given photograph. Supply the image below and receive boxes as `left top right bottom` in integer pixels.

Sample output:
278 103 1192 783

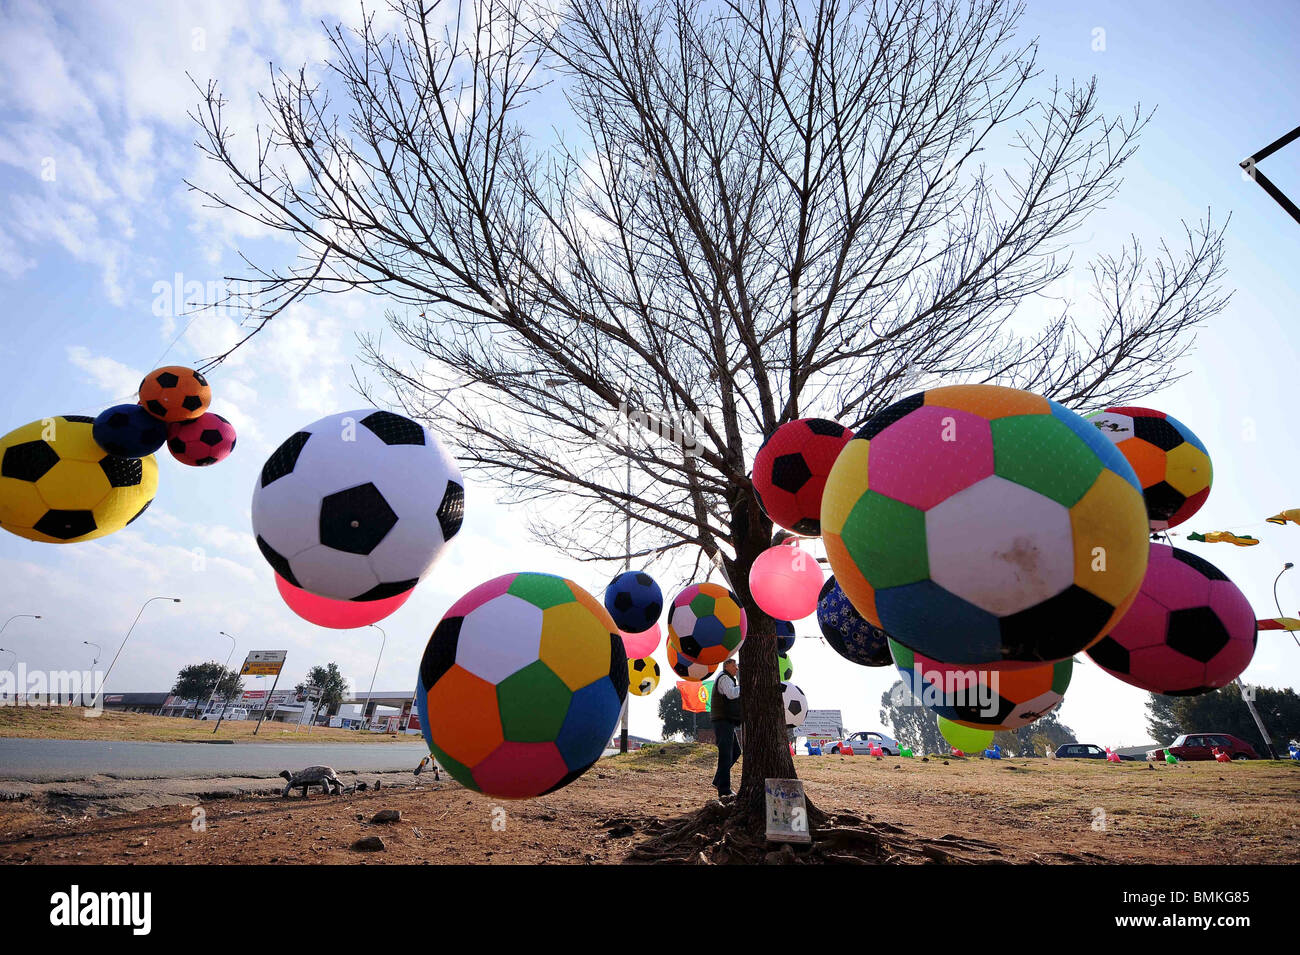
710 659 742 798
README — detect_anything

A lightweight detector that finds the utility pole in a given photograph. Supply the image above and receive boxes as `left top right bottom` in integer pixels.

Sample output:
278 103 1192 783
1239 561 1299 761
620 453 632 755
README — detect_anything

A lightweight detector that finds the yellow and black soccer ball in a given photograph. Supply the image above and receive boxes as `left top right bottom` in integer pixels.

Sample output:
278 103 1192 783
0 415 158 543
627 656 661 696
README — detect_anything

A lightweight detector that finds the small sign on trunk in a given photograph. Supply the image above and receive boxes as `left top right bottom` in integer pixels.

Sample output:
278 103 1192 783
764 777 811 844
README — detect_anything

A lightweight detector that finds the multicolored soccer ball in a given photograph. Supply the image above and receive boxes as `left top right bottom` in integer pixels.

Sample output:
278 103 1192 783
816 577 892 667
1087 544 1256 695
775 619 796 654
92 404 167 458
138 365 211 423
167 412 237 466
890 637 1072 731
604 570 663 633
252 410 463 601
1088 406 1212 530
415 572 628 799
752 418 854 535
666 641 718 681
822 384 1149 667
781 682 808 728
667 582 747 665
628 656 661 696
777 651 794 682
0 415 157 543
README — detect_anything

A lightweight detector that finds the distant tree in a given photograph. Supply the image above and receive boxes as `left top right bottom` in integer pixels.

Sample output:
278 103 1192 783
299 663 350 724
172 662 243 717
880 681 944 754
1146 694 1182 746
659 686 705 741
992 711 1075 756
1145 685 1299 754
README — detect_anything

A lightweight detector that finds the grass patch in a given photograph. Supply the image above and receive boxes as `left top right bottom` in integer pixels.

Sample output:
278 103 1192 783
0 706 414 744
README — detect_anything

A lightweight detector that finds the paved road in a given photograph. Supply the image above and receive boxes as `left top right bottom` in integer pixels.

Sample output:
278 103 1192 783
0 738 430 782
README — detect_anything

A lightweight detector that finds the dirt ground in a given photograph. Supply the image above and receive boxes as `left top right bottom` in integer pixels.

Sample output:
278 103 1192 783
0 707 410 744
1 744 1296 864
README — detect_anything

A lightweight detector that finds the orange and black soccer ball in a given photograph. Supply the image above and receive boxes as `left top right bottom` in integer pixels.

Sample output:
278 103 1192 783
138 366 211 423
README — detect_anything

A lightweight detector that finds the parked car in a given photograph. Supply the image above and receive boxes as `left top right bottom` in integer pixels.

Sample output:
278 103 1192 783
1147 734 1259 762
1054 743 1139 760
826 731 899 756
200 707 249 722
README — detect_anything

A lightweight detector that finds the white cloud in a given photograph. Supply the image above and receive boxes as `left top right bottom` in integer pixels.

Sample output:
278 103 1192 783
66 346 143 399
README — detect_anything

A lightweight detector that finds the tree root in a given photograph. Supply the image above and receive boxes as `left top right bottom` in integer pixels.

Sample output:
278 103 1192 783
625 802 1018 864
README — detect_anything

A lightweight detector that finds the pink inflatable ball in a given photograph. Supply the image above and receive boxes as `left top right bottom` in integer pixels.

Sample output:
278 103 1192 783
1086 544 1256 695
748 542 825 620
620 621 662 659
275 573 412 629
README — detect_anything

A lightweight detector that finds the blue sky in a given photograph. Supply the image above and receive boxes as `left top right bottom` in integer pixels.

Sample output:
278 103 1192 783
0 0 1297 747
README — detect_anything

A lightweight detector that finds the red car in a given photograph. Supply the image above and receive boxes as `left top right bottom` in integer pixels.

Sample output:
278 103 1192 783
1147 733 1259 762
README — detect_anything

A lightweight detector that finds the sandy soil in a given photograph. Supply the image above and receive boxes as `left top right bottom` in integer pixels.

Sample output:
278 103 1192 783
2 745 1296 864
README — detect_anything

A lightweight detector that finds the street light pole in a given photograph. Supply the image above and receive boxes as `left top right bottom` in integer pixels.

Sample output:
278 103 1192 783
0 615 40 693
92 597 181 709
200 631 237 723
619 452 632 755
83 641 101 667
1232 561 1299 761
1272 563 1299 648
362 624 387 730
1 613 41 638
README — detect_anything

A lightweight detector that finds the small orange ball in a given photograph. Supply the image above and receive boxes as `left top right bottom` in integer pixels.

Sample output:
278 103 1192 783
138 366 211 422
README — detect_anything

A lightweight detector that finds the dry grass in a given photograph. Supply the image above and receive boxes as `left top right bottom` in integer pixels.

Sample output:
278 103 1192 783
0 705 411 744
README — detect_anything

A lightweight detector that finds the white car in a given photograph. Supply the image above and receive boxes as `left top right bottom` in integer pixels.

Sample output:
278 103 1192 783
826 731 899 756
200 707 249 721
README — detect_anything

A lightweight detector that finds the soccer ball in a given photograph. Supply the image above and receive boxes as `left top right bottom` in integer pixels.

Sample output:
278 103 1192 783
822 384 1149 667
252 410 463 601
92 404 167 458
665 641 718 681
1087 544 1256 695
777 651 794 682
167 412 237 467
1088 406 1212 530
415 572 628 799
775 619 795 654
138 366 211 422
751 418 853 535
890 637 1072 730
0 415 157 543
628 656 661 696
780 682 808 728
604 570 663 633
816 577 892 667
667 582 747 665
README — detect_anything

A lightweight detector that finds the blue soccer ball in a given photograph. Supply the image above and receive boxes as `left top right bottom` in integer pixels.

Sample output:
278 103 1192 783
604 570 663 633
92 404 168 458
776 619 796 654
816 577 891 667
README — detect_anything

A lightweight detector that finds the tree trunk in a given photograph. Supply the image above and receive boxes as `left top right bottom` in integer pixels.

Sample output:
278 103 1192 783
728 494 800 821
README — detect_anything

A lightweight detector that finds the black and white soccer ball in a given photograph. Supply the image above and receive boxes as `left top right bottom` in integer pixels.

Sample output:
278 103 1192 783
780 682 808 728
251 410 464 601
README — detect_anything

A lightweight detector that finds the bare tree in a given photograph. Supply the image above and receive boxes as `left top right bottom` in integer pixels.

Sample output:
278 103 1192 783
190 0 1228 843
